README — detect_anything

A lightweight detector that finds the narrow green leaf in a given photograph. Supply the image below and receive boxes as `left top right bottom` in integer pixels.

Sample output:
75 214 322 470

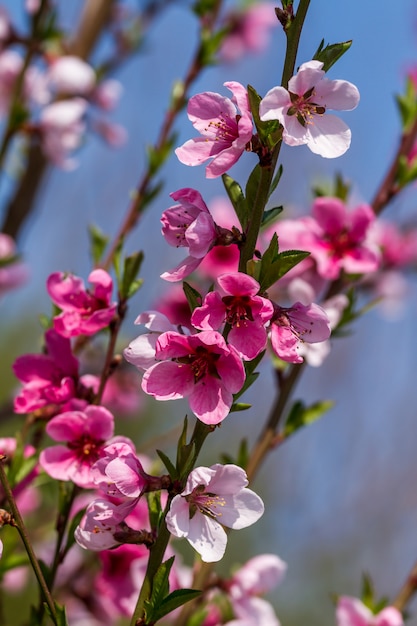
145 556 175 620
176 415 189 468
247 84 279 144
246 164 262 212
178 442 196 482
230 402 252 412
88 224 109 265
222 174 248 230
121 251 144 299
156 449 178 479
261 206 283 228
313 39 352 72
44 602 69 626
152 588 202 622
147 491 163 532
269 164 283 197
183 281 202 313
62 507 86 558
284 399 334 436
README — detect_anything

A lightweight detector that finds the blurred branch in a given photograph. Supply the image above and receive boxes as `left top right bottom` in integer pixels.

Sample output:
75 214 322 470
1 0 116 240
393 559 417 612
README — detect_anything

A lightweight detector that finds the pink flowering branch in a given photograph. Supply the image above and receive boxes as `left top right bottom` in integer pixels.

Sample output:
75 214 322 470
102 0 225 270
238 0 310 272
371 115 417 215
0 455 58 625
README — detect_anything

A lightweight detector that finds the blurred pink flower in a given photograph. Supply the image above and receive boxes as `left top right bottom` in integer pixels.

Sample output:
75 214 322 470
336 597 403 626
39 405 115 488
175 81 253 178
46 56 96 96
0 233 28 296
226 553 286 626
39 97 88 169
166 464 264 562
142 330 245 424
13 329 80 413
260 60 360 158
92 78 123 111
47 269 117 337
191 272 274 360
220 3 278 63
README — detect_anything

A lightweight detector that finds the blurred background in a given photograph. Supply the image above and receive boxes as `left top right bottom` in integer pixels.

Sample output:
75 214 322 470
1 1 417 624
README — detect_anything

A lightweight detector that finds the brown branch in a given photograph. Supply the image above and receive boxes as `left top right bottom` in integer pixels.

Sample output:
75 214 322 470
393 559 417 612
371 116 417 215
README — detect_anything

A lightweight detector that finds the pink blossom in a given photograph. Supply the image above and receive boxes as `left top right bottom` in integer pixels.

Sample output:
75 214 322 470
198 197 241 279
220 3 278 63
270 301 331 363
336 597 403 626
154 285 194 330
93 119 127 147
191 272 274 360
124 310 176 372
13 329 81 413
160 188 218 282
308 197 380 279
175 81 253 178
259 60 360 158
165 464 264 562
92 78 123 111
39 97 88 169
142 330 245 424
46 56 96 96
0 233 28 296
47 269 117 337
74 499 131 551
227 553 287 626
39 405 115 488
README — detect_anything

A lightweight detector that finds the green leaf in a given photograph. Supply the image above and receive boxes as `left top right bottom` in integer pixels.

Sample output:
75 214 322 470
361 572 375 609
147 133 177 176
121 251 144 299
176 415 189 467
230 402 252 412
257 234 310 291
183 282 203 313
152 588 202 622
61 507 86 559
144 556 175 621
178 442 196 482
396 77 417 131
147 491 163 532
44 601 69 626
246 164 262 214
284 399 334 437
88 224 109 265
313 39 352 72
269 164 283 197
261 206 283 228
247 84 279 145
156 449 178 479
222 174 249 230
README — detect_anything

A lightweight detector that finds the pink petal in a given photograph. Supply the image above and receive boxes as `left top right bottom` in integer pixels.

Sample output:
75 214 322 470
314 78 360 111
306 114 351 158
187 512 227 562
189 377 232 424
142 361 194 400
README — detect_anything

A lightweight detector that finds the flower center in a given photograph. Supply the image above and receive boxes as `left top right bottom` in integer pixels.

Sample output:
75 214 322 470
68 434 102 462
222 295 254 327
206 113 239 143
186 484 226 520
286 87 326 127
